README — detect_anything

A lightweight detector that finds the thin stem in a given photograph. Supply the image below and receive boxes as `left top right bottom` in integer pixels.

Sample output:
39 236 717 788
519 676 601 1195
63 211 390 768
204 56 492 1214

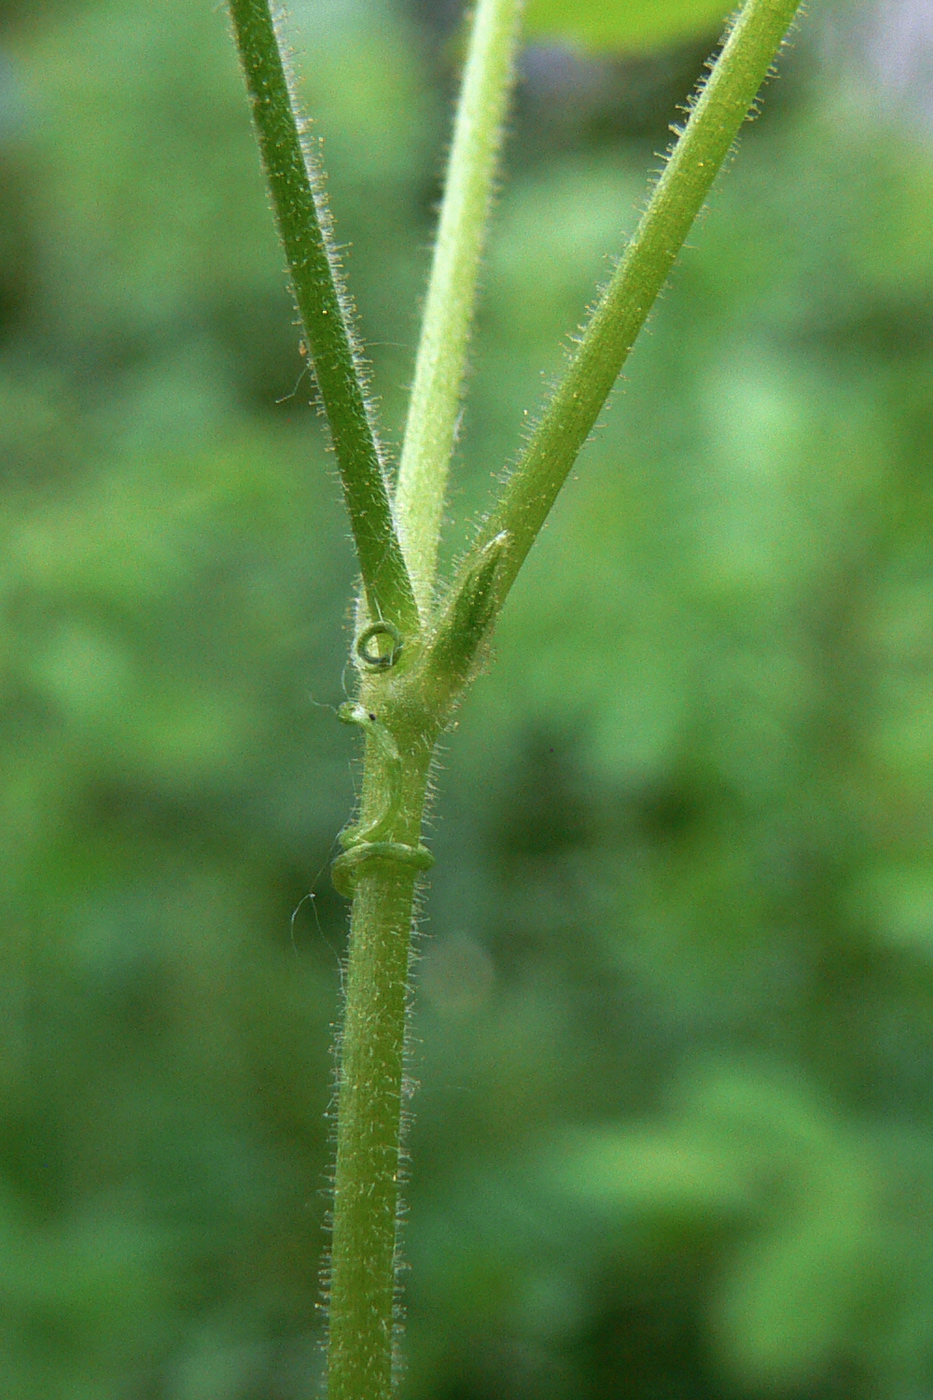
228 0 418 636
327 727 433 1400
395 0 524 611
458 0 803 609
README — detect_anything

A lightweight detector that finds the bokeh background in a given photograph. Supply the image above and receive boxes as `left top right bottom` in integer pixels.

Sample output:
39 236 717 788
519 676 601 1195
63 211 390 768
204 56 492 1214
2 0 933 1394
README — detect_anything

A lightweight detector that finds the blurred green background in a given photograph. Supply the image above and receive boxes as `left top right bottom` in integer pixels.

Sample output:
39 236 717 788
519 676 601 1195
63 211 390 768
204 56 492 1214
2 0 933 1395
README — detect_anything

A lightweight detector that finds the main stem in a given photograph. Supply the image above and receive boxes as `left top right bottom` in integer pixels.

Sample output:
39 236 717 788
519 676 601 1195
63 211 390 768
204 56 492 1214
327 724 433 1400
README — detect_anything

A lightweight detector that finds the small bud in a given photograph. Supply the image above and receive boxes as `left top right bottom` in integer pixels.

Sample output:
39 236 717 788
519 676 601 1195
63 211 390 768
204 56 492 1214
427 532 510 692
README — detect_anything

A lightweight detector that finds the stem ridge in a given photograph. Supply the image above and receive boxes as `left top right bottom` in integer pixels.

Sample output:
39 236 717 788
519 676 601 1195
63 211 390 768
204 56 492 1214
332 703 434 898
332 840 435 899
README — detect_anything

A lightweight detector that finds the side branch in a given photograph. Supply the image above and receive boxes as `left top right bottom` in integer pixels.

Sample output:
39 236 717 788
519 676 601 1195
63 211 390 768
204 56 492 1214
228 0 418 636
459 0 803 610
394 0 524 612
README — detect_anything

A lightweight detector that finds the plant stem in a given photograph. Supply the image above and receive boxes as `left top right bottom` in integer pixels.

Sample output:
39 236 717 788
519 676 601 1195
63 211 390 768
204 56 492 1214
325 0 524 1345
327 721 433 1400
228 0 418 636
231 3 806 1396
394 0 523 611
461 0 802 608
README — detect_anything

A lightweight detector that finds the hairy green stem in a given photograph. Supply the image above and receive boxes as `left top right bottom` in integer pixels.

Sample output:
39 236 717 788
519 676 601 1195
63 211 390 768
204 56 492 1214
327 720 433 1400
229 1 806 1395
395 0 523 610
228 0 418 635
461 0 802 608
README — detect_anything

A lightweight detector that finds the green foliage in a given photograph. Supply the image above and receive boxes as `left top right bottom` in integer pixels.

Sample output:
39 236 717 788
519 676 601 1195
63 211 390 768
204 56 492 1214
524 0 731 53
548 1067 879 1388
4 0 933 1397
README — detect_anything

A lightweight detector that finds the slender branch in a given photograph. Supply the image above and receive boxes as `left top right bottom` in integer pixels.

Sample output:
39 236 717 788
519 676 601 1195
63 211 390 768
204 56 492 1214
394 0 524 611
455 0 803 612
228 0 419 636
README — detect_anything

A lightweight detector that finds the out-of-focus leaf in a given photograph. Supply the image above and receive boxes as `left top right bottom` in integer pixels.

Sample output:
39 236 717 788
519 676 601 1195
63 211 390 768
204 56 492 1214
696 1070 879 1389
713 1191 875 1391
546 1066 880 1390
547 1126 750 1219
524 0 731 54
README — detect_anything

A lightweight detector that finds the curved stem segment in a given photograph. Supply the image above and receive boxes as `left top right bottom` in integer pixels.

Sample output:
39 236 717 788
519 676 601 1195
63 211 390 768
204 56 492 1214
228 0 418 635
395 0 524 610
462 0 802 607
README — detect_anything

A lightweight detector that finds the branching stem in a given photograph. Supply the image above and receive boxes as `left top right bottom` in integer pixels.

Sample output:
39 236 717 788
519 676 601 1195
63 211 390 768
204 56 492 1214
229 1 806 1397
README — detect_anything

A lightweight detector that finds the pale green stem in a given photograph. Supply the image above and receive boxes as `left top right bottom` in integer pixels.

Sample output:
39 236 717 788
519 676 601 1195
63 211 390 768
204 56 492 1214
228 0 419 636
455 0 803 610
395 0 524 611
